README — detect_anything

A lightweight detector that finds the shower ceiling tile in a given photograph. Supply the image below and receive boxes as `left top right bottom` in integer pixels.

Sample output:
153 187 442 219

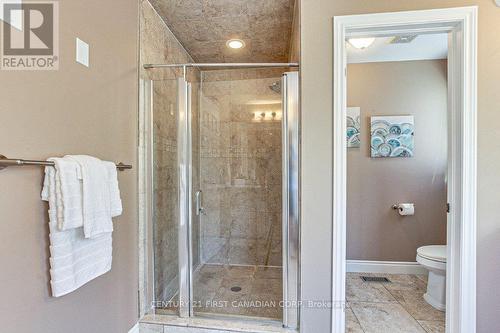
209 16 252 40
148 0 296 62
154 0 203 20
247 0 294 18
202 0 248 18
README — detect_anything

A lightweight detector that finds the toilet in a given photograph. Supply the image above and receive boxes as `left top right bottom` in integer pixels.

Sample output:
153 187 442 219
416 245 446 311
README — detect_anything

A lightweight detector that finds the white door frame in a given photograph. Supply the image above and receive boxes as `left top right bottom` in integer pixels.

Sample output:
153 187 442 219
332 7 477 333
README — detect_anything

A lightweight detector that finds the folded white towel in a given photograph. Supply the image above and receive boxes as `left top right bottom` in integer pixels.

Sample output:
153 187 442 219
42 166 113 297
103 161 123 218
66 155 114 239
52 157 83 230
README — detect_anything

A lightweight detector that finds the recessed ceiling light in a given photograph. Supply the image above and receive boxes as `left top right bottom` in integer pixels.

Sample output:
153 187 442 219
226 39 245 49
348 37 375 50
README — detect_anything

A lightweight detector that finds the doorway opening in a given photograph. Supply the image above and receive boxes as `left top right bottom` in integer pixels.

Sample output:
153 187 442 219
345 32 448 332
333 7 477 333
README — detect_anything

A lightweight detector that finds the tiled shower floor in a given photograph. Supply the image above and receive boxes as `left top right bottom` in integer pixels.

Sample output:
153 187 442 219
194 264 282 319
156 264 283 320
346 273 445 333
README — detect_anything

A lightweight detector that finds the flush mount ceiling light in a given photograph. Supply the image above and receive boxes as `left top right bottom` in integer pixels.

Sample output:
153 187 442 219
226 39 245 49
390 34 418 44
347 37 375 49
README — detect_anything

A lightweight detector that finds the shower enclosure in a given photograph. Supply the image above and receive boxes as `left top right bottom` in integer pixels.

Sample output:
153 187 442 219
140 63 299 328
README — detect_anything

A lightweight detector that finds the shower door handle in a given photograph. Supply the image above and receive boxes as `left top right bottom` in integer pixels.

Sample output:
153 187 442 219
195 190 205 215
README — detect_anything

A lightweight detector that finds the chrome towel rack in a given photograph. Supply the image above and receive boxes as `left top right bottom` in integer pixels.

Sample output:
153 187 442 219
0 155 132 171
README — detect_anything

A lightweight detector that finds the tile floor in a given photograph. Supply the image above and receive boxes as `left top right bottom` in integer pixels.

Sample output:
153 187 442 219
346 272 445 333
154 268 444 332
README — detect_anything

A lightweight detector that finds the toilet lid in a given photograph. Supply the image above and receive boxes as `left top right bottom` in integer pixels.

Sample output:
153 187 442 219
417 245 447 262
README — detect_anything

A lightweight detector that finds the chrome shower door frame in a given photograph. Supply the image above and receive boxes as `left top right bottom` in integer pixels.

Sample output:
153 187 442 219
282 71 300 329
177 77 193 318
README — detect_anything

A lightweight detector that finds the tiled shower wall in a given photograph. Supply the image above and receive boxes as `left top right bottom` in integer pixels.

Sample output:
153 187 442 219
198 68 285 267
151 80 179 302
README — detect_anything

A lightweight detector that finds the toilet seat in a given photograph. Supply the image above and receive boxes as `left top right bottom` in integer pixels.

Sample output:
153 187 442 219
417 245 446 263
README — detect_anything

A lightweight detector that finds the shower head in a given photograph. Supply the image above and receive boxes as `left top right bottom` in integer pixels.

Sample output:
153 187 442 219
269 81 281 94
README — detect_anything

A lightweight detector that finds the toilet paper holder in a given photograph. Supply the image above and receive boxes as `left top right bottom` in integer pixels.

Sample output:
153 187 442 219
391 204 414 210
392 204 412 210
392 204 416 210
392 203 415 215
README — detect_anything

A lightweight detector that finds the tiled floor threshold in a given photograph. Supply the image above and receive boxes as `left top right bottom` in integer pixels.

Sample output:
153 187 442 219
140 314 295 333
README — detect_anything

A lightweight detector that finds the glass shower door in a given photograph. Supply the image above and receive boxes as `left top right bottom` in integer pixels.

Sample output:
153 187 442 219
191 69 286 320
150 77 181 316
146 68 299 328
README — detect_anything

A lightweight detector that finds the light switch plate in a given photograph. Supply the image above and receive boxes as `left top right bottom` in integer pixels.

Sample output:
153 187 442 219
76 37 89 67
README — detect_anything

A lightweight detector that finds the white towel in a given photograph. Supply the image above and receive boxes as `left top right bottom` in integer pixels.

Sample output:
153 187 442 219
51 157 83 230
66 155 115 239
103 161 123 218
42 166 112 297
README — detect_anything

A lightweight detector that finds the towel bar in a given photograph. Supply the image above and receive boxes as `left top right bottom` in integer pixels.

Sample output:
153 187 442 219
0 155 132 171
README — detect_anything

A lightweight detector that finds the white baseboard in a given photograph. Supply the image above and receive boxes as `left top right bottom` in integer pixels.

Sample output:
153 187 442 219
347 260 427 275
128 322 139 333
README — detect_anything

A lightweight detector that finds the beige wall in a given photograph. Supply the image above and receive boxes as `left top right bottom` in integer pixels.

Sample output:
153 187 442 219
301 1 500 332
347 60 447 261
0 0 138 332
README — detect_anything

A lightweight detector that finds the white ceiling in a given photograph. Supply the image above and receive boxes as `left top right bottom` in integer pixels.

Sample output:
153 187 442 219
347 33 448 64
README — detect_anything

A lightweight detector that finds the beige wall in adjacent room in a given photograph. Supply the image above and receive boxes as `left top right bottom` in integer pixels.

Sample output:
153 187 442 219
301 1 500 332
0 0 138 332
347 60 448 262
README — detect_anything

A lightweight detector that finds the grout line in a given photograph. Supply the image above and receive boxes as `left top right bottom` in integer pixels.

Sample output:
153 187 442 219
347 302 367 333
396 276 431 333
382 274 444 333
144 0 197 63
415 319 431 333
